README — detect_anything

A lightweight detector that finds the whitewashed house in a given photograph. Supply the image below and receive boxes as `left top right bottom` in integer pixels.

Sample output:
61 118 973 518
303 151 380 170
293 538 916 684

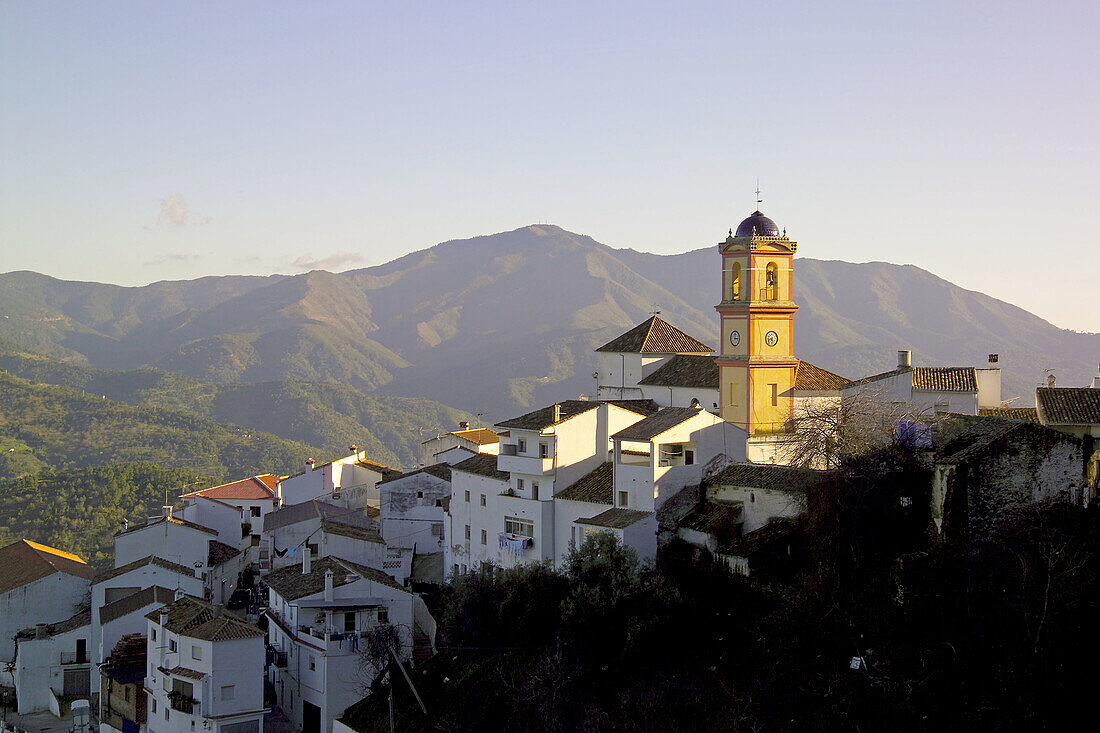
0 539 96 666
91 555 204 696
378 464 450 552
263 555 427 733
444 400 655 576
419 426 499 466
12 609 92 713
841 350 1001 418
114 510 220 572
278 452 398 510
180 474 281 546
594 316 715 403
144 595 266 733
261 500 384 573
177 495 248 554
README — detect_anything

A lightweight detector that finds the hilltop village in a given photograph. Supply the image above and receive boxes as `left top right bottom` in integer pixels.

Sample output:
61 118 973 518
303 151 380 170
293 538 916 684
2 210 1097 732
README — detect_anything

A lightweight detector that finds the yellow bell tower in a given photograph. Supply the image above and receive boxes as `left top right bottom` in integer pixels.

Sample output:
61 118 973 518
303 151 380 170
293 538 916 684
715 208 799 435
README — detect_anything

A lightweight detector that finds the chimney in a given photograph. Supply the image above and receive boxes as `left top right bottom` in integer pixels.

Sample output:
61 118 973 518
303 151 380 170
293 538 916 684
159 609 168 628
302 547 311 574
175 587 186 601
275 480 283 507
349 445 358 454
324 569 334 602
459 421 469 430
988 354 999 365
1092 363 1100 390
553 403 561 423
120 518 129 532
35 623 48 640
1047 374 1057 388
897 350 912 368
161 505 172 519
306 458 315 469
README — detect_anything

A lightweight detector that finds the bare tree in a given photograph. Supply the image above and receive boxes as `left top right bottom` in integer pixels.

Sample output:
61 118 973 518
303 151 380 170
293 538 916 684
780 385 943 469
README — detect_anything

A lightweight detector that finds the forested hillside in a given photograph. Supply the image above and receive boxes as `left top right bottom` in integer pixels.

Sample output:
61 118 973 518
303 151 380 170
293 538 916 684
0 368 326 481
0 351 472 469
0 463 206 570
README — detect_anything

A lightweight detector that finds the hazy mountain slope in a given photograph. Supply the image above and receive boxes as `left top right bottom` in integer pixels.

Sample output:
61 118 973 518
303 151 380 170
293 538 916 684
3 225 1097 417
0 368 326 481
0 351 469 469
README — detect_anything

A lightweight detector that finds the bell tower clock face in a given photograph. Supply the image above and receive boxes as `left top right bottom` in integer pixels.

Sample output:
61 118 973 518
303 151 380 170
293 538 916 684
729 330 740 347
764 330 779 347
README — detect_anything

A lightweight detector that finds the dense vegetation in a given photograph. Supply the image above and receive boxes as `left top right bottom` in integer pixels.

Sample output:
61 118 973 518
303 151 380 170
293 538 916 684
0 463 208 569
0 351 471 468
0 368 327 481
344 454 1096 732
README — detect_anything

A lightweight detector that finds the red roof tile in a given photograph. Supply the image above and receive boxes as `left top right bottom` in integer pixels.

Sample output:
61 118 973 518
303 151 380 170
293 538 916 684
181 475 277 501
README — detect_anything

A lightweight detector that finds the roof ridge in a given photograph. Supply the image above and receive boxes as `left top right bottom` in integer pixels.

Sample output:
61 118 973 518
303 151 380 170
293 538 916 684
25 539 88 566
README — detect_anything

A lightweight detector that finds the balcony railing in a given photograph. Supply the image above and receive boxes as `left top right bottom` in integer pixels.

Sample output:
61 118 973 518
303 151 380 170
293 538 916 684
500 444 518 456
59 651 89 664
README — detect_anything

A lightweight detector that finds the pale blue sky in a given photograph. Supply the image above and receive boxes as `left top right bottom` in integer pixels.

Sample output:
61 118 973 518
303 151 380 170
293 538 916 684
1 1 1097 331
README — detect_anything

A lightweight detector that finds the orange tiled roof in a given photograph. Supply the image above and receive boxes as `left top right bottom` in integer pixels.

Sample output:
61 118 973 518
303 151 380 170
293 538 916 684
181 475 278 501
0 539 95 595
451 428 499 446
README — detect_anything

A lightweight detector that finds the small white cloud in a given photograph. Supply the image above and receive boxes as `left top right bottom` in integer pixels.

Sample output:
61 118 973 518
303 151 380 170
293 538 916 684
159 194 189 226
290 251 365 271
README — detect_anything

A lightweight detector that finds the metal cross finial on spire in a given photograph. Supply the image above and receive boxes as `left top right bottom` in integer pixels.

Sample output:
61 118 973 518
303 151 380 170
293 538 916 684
755 180 762 210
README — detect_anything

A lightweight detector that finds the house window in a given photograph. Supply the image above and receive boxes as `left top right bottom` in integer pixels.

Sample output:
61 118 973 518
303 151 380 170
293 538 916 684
731 262 741 300
728 382 736 406
250 506 261 517
769 383 778 407
465 490 470 502
504 516 534 538
516 478 524 490
152 628 157 641
435 498 442 507
619 491 628 507
309 656 316 671
518 438 527 453
307 543 318 557
151 699 156 714
685 450 695 465
221 684 235 701
431 523 443 537
165 707 170 721
539 443 549 458
766 261 779 300
344 612 356 632
417 491 423 499
571 526 576 546
532 481 539 499
169 639 176 652
191 645 202 661
465 525 471 540
378 608 389 625
481 529 487 545
480 494 486 507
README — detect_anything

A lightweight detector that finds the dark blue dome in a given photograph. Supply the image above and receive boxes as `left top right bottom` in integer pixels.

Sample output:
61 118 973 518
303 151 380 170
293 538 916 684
735 210 780 237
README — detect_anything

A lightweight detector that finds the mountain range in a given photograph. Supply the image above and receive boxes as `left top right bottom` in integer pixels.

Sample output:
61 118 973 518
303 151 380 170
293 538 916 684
2 225 1097 425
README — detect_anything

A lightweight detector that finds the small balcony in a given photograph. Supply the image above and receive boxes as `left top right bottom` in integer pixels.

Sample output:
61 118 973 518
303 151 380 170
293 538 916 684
59 651 89 665
168 691 198 715
496 453 553 476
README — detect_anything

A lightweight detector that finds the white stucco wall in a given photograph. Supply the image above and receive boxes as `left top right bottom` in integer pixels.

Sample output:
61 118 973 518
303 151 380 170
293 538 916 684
114 520 212 571
1 571 89 665
710 485 806 533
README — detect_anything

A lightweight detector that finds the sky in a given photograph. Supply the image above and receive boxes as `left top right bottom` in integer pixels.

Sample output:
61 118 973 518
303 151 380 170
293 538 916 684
1 1 1098 332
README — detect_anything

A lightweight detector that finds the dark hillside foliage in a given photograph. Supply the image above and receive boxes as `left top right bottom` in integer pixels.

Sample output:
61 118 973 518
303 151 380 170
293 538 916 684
0 462 207 569
344 469 1096 732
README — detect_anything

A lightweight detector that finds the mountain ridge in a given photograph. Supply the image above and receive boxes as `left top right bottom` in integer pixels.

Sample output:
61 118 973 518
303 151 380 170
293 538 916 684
2 224 1096 419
